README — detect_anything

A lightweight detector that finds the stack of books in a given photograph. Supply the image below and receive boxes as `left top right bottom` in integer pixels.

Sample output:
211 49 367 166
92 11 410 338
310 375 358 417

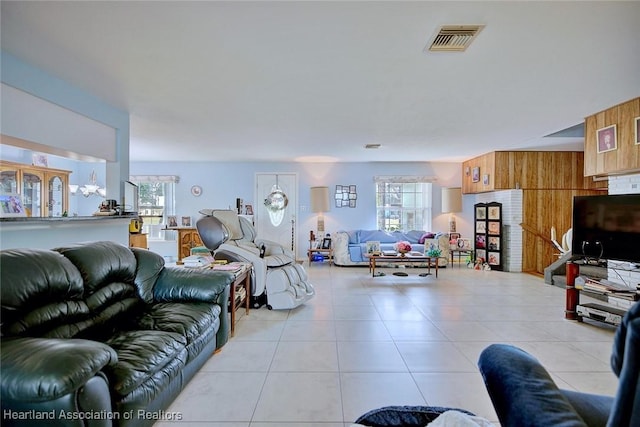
578 277 639 310
211 262 244 272
211 261 250 279
234 287 247 305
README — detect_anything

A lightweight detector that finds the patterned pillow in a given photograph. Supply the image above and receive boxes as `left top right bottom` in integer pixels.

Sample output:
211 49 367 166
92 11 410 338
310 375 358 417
419 232 435 244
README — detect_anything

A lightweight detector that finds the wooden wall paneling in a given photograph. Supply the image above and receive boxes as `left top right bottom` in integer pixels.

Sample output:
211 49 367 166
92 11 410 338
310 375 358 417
465 150 603 193
563 153 578 188
521 188 603 275
584 115 598 176
521 190 538 272
584 97 640 177
488 152 497 191
462 152 497 194
493 152 510 189
619 98 640 171
520 152 544 188
463 149 607 274
541 152 556 188
604 107 620 173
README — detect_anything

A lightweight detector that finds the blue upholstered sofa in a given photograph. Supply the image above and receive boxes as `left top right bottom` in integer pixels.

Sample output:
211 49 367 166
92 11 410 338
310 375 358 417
332 230 450 267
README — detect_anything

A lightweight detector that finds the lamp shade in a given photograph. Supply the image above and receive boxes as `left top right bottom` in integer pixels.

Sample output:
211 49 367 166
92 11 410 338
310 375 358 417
310 186 330 213
441 187 462 213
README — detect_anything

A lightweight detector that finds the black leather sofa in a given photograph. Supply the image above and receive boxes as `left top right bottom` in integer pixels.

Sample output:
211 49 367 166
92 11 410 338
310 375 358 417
1 241 233 427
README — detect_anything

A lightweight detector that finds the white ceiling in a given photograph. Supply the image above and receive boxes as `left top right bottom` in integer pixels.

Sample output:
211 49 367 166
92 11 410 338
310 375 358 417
2 1 639 163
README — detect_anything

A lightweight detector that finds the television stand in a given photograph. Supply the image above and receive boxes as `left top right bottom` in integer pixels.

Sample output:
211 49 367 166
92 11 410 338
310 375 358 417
576 303 625 326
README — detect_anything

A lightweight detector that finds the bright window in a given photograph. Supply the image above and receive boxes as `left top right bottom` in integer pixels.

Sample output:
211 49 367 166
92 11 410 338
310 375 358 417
130 175 177 240
375 179 432 232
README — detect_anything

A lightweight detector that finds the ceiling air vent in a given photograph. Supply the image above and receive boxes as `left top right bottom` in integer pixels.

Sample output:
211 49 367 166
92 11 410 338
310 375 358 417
364 144 381 149
426 25 484 52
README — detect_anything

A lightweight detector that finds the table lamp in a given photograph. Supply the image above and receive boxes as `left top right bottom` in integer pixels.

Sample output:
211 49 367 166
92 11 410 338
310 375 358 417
441 187 462 233
310 186 330 233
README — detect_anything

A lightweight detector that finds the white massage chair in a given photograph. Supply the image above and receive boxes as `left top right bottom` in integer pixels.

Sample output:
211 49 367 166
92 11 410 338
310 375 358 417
196 210 315 310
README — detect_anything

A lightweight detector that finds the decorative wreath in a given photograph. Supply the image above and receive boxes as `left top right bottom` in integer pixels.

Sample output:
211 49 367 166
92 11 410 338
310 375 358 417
264 188 289 212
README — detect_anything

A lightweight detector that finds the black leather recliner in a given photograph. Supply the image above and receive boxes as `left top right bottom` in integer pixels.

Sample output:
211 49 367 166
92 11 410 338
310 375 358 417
1 241 233 427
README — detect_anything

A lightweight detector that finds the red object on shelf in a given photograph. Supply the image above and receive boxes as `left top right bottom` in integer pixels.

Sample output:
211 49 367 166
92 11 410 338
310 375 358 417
565 262 580 320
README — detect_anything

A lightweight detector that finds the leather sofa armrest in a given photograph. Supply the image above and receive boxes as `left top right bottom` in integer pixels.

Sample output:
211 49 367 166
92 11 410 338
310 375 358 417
1 337 117 402
154 267 232 348
154 267 233 303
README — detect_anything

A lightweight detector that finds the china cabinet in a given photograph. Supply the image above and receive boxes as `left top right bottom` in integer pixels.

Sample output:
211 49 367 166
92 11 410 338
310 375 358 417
0 160 71 217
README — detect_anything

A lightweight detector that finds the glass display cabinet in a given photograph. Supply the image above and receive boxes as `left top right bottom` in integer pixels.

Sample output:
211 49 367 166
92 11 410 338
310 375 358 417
0 160 70 217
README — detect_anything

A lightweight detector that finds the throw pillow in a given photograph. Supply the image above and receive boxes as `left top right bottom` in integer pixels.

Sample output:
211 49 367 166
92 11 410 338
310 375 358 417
419 232 435 244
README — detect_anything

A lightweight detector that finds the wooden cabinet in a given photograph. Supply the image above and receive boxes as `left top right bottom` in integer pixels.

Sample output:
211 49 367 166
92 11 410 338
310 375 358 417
129 233 148 249
0 160 70 217
176 228 203 261
584 97 640 177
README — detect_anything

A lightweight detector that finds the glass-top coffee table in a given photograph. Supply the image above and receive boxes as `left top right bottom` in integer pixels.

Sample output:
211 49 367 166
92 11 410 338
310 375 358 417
364 253 440 278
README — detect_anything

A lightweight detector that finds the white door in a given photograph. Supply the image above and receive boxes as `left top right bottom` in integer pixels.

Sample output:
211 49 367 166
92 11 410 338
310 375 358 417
255 173 297 253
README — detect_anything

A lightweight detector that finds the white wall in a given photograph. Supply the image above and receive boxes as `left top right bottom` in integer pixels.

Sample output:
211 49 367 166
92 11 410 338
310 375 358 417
1 84 116 161
475 190 523 272
1 52 129 204
131 160 466 260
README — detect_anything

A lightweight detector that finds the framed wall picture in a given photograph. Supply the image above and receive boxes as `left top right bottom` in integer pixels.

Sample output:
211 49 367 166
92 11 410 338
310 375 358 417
472 167 480 182
335 184 357 208
596 124 617 153
475 220 486 233
635 117 640 145
32 153 48 167
0 194 27 217
457 238 472 250
483 174 490 185
488 252 500 266
365 241 381 254
488 236 500 250
488 206 500 220
449 232 461 246
475 206 486 219
488 221 500 235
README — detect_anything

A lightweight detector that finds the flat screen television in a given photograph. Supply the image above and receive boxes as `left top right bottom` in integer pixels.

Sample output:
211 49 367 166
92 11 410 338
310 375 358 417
123 181 139 214
571 194 640 263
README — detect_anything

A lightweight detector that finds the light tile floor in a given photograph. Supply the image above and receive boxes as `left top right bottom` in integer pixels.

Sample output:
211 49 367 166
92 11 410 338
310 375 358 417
156 263 619 427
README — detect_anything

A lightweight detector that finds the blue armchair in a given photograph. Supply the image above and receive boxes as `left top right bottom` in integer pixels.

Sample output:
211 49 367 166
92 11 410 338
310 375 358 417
478 301 640 427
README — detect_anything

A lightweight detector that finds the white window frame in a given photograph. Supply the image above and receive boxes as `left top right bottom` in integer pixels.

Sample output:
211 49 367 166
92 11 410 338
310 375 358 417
130 175 178 241
374 175 435 232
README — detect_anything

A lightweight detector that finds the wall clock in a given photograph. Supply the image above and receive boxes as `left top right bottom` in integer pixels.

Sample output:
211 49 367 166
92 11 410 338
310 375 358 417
190 185 202 197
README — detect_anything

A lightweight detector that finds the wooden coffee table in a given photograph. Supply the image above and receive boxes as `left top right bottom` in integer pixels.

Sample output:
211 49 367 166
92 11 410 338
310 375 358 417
364 253 440 278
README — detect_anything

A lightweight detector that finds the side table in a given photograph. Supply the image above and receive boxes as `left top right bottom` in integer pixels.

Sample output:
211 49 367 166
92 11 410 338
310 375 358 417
179 262 251 337
450 249 472 268
213 263 251 337
307 248 333 265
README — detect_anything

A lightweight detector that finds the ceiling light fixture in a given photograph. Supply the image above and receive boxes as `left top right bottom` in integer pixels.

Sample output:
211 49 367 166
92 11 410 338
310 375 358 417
69 170 106 197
